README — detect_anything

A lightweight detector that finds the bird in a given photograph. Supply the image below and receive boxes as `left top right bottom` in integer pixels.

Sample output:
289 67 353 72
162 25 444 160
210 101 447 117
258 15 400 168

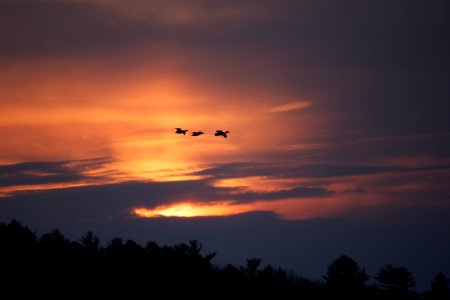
215 130 229 138
191 131 204 136
174 128 188 135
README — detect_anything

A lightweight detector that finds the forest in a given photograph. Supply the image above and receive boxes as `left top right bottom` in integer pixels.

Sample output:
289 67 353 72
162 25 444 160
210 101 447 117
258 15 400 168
1 219 448 299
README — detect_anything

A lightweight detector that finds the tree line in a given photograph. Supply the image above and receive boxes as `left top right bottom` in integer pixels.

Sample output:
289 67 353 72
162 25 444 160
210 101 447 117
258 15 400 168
0 220 448 299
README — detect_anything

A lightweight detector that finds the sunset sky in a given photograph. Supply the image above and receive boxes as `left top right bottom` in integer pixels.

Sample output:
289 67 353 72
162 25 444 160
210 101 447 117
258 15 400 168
1 0 449 289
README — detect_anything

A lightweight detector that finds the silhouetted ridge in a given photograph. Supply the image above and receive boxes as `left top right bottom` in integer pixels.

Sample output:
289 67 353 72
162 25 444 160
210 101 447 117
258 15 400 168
0 220 447 299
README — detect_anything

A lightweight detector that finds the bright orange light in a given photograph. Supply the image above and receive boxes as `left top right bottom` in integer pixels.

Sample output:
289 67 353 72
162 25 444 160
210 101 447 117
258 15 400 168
132 197 357 220
213 176 310 192
133 201 254 218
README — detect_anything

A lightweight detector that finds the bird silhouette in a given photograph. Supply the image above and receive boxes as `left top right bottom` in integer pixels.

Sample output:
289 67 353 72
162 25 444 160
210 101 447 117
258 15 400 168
191 131 204 136
215 130 229 138
174 128 188 135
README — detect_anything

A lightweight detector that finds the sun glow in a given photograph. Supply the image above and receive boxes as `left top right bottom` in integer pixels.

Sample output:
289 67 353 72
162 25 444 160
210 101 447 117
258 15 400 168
133 196 357 220
133 201 255 218
131 195 364 220
213 176 309 192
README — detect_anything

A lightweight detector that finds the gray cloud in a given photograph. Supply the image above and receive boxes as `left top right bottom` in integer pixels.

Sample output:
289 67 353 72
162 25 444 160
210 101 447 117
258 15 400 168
0 0 163 59
0 157 113 187
230 186 333 202
195 161 450 180
0 175 333 223
0 180 216 224
5 156 449 226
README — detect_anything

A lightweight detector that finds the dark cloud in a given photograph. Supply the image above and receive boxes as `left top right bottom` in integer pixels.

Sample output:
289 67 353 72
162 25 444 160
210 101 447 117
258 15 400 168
283 163 450 179
195 161 450 180
5 0 449 69
314 132 450 166
0 180 217 223
173 0 450 137
230 186 333 202
0 0 163 59
0 175 334 224
0 157 112 187
4 157 446 225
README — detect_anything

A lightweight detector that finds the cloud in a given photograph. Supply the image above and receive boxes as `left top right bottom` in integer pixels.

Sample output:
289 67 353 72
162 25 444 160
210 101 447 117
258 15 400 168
274 143 329 151
267 101 312 113
1 157 449 236
0 157 113 188
230 186 333 202
194 161 450 180
89 0 277 24
0 180 218 223
0 0 281 60
0 0 162 60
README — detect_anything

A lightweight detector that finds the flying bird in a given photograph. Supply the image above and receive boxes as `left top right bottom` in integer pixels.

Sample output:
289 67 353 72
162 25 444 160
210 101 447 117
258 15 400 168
191 131 204 136
174 128 188 135
215 130 229 138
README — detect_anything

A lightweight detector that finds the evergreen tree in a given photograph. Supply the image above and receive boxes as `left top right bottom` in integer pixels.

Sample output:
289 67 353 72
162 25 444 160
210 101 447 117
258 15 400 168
375 264 416 299
427 272 450 300
324 255 370 290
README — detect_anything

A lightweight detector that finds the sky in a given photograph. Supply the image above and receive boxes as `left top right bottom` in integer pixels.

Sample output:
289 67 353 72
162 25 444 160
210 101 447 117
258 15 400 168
1 0 450 290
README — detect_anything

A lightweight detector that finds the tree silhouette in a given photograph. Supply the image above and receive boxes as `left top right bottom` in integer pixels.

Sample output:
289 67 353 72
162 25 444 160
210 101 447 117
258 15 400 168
39 228 80 265
324 255 370 290
0 219 428 299
0 219 37 253
80 231 100 254
185 239 216 266
426 272 450 300
40 229 78 255
105 237 125 258
376 264 416 291
0 220 41 296
432 272 449 291
0 220 38 268
375 264 416 299
241 257 262 277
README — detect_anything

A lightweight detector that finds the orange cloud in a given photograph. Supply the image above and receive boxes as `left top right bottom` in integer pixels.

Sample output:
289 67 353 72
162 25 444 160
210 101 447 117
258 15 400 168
1 55 317 179
78 0 278 24
133 201 255 218
132 195 353 220
267 101 312 113
213 176 309 193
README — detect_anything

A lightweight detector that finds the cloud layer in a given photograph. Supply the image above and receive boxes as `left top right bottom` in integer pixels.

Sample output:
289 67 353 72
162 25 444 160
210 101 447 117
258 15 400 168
267 101 312 113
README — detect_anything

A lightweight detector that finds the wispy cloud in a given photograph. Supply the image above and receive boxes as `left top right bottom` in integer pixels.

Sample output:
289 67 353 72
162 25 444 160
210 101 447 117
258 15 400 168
267 101 312 113
0 157 115 194
274 143 329 151
192 161 450 180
